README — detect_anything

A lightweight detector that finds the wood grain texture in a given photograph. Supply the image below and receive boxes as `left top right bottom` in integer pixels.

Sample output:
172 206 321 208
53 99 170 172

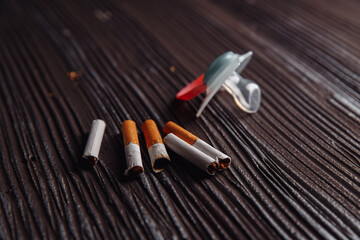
0 0 360 239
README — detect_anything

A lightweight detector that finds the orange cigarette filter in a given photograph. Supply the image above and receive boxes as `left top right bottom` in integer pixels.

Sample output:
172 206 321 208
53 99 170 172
163 121 199 145
122 120 139 146
142 119 163 149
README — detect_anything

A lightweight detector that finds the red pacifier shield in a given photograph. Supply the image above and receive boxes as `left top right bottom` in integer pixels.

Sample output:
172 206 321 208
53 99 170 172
176 74 207 100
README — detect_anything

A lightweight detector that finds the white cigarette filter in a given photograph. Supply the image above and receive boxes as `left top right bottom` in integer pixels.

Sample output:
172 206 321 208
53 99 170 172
163 121 231 169
163 133 217 175
122 120 144 176
82 119 106 167
142 119 170 173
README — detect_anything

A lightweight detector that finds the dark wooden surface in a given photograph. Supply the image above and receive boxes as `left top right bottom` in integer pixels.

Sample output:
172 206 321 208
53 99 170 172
1 0 360 239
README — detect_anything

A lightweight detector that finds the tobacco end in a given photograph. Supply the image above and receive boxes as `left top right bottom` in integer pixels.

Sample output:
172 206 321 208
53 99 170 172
127 166 144 176
218 157 231 170
207 162 217 175
153 157 170 172
80 155 98 169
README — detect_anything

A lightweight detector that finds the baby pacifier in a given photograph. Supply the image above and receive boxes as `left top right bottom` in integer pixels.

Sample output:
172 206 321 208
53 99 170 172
176 51 261 117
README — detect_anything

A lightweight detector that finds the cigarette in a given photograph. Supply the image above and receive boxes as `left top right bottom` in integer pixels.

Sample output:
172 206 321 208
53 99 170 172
163 133 217 175
82 119 106 167
122 120 144 176
163 121 231 169
142 119 170 173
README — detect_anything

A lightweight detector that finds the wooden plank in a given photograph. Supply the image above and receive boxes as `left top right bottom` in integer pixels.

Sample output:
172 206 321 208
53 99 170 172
0 0 359 239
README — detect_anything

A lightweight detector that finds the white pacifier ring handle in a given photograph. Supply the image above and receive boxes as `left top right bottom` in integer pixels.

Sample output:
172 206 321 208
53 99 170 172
196 51 261 117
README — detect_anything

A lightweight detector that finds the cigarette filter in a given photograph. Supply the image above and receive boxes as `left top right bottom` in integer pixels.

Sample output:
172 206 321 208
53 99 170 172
142 119 170 173
82 119 106 167
163 133 217 175
122 120 143 176
163 121 231 169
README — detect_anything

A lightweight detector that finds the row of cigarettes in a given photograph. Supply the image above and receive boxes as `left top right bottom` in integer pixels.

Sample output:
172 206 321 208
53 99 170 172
82 119 231 175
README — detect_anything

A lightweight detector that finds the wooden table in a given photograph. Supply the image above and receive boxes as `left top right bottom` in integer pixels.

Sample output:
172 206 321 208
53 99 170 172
1 0 359 239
